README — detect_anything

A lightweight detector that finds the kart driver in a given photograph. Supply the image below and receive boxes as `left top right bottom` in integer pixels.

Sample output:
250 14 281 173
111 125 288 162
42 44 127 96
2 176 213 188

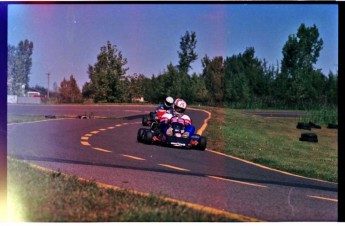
160 98 196 138
151 96 174 120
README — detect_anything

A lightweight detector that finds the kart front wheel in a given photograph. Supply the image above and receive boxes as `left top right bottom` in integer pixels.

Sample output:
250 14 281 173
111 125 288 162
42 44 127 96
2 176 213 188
137 128 145 142
143 130 153 144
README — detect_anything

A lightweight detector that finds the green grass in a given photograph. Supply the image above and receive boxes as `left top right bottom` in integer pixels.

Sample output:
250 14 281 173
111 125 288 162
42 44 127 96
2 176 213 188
7 158 241 222
7 114 52 123
299 107 338 125
201 107 337 182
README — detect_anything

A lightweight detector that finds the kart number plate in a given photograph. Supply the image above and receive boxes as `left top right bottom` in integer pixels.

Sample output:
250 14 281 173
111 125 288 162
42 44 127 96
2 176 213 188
171 142 185 147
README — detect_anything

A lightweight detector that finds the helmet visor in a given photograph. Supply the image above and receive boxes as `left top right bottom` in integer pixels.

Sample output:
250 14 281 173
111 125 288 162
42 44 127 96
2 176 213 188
174 106 185 113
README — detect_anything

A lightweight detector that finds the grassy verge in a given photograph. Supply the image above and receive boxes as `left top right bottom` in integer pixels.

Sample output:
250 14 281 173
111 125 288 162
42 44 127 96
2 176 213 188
7 158 239 222
7 114 53 123
200 107 337 183
300 107 338 125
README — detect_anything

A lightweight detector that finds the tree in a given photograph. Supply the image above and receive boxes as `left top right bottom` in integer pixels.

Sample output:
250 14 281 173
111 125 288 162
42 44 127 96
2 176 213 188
190 73 209 104
177 31 198 74
280 23 324 108
7 40 34 95
202 55 224 105
325 70 338 105
124 73 146 102
59 75 82 103
223 54 250 106
18 40 34 87
85 41 129 103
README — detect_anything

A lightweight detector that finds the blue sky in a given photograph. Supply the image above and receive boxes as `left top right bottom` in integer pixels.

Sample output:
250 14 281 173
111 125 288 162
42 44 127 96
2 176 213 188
8 3 338 89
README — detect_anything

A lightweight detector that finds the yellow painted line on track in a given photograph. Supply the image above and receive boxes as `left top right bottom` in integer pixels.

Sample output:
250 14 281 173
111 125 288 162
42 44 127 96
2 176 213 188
121 154 146 161
92 147 112 153
21 159 263 222
206 149 337 185
207 175 267 188
308 195 338 202
195 109 211 135
81 121 142 153
81 141 91 146
159 164 190 172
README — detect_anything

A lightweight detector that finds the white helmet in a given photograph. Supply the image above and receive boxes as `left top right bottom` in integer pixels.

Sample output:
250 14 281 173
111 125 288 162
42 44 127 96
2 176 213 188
164 96 174 108
174 98 187 114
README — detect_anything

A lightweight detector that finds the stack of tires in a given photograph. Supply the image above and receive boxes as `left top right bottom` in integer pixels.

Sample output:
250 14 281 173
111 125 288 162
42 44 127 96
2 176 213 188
297 121 337 143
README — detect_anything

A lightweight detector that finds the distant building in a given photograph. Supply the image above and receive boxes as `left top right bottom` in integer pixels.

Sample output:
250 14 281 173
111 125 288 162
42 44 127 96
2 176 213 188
132 97 145 103
25 88 41 97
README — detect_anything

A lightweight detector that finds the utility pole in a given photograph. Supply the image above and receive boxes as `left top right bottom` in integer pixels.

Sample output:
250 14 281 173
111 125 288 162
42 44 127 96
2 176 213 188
47 73 50 99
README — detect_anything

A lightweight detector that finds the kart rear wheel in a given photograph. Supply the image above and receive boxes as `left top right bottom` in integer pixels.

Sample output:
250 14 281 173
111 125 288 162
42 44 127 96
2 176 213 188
197 136 207 151
137 128 145 142
142 115 149 126
143 130 153 144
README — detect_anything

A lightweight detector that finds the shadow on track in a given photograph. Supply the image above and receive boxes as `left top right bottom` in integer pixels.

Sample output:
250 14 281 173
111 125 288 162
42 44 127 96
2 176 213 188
10 154 337 193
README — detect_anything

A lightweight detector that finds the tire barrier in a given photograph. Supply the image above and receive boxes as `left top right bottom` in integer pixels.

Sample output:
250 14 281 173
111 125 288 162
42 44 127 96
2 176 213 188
296 122 311 130
309 121 321 129
327 123 338 129
299 133 318 143
297 121 337 143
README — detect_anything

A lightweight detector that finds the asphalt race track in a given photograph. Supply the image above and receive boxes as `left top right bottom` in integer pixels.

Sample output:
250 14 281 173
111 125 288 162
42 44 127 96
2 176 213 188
7 104 338 221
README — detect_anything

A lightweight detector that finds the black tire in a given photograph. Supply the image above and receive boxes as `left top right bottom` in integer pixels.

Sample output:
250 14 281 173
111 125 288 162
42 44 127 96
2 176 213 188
149 112 155 120
142 115 149 126
137 128 145 142
300 133 317 138
327 123 338 129
197 136 207 151
309 122 321 129
296 122 311 130
299 133 318 142
143 130 153 144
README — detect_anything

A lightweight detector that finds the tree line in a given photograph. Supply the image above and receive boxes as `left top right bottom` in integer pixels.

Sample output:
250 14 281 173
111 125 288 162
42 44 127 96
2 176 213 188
8 23 337 109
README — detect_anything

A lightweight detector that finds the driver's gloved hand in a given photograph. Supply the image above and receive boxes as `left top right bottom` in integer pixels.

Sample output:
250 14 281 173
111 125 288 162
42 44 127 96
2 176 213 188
166 127 173 136
182 132 189 138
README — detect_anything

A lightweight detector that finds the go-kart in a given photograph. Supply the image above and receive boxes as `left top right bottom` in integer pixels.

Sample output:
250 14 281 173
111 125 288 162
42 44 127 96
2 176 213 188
142 109 167 126
137 116 207 151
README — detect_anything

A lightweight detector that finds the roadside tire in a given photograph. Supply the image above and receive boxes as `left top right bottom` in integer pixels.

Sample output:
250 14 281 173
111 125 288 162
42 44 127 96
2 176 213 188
143 130 153 144
296 122 311 130
299 133 318 143
327 123 338 129
197 136 207 151
309 121 321 129
137 128 145 142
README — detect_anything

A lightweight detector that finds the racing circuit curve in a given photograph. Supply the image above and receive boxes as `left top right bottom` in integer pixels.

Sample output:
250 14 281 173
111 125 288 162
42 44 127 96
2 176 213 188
7 104 338 221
